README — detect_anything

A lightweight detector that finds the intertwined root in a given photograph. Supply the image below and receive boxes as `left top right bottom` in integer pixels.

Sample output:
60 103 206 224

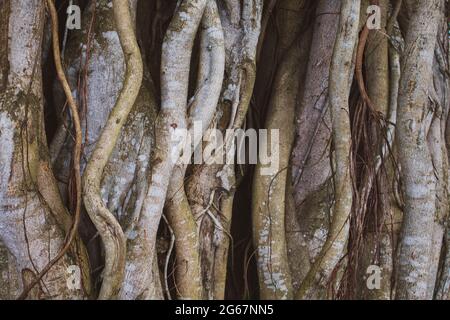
1 0 449 300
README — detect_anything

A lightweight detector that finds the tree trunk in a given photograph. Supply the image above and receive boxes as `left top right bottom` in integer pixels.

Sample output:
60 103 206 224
1 0 449 301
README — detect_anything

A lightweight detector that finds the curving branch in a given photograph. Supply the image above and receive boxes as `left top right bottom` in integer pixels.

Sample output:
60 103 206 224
82 0 143 299
133 1 208 298
185 0 264 300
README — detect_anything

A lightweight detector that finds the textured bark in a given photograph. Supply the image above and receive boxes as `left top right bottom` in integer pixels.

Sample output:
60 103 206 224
127 0 210 301
394 0 444 300
436 8 450 299
1 0 449 301
185 0 263 299
296 0 360 299
52 0 163 299
0 0 89 299
165 0 225 300
288 0 340 293
354 0 395 300
82 0 143 299
252 0 310 300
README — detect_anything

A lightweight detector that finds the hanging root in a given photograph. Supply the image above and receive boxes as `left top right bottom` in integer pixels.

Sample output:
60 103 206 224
82 0 143 299
337 0 397 299
18 0 85 300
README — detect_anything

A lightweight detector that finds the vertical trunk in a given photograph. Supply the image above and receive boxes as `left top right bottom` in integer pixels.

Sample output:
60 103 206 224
429 9 450 299
165 0 225 300
252 0 311 300
0 0 89 299
296 0 360 299
185 0 263 299
395 0 443 300
288 0 340 294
